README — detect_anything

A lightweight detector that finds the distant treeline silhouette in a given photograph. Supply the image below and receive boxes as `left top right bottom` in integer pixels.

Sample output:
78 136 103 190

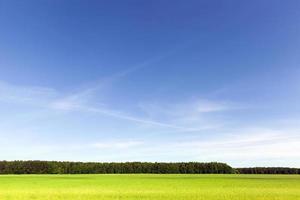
0 161 298 174
237 167 300 174
0 161 234 174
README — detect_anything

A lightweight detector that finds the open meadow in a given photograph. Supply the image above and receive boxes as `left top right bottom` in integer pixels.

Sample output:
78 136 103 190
0 174 299 200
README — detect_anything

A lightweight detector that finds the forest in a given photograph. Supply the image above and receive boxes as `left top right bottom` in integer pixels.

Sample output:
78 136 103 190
236 167 300 174
0 161 234 174
0 161 299 174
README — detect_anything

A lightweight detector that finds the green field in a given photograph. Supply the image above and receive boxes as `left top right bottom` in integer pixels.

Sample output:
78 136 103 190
0 174 299 200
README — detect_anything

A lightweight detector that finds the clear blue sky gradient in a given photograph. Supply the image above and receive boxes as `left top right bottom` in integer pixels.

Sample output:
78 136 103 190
0 0 300 167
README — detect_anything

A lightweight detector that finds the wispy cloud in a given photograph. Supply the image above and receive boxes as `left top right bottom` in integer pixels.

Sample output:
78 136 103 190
0 79 240 132
0 76 243 135
53 103 209 131
0 81 57 106
48 78 237 132
139 99 239 119
137 99 241 132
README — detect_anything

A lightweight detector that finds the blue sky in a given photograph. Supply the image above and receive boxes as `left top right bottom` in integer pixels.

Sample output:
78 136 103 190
0 0 300 167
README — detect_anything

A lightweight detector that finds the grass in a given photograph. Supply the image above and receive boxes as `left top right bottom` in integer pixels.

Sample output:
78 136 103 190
0 174 299 200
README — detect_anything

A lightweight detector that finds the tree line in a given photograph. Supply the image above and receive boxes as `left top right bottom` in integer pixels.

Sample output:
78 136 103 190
0 161 234 174
0 161 299 174
236 167 300 174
